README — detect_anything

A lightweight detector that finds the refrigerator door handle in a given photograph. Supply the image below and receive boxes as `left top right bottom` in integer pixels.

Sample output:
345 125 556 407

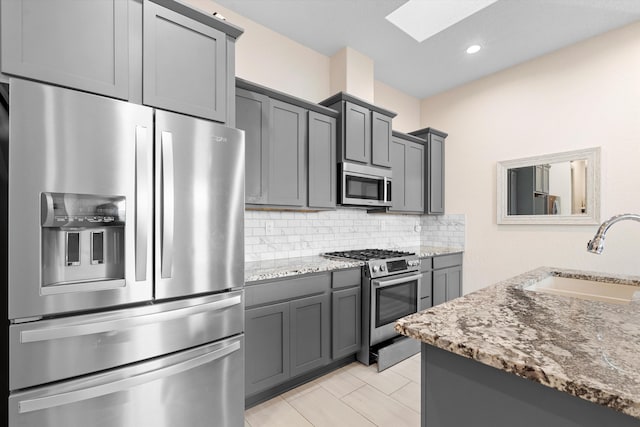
17 339 241 414
160 131 174 279
135 125 150 282
19 295 242 343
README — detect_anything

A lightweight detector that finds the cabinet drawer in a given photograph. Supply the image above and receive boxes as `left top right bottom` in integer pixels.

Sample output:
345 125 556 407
433 253 462 269
420 257 433 272
332 268 361 289
245 274 331 307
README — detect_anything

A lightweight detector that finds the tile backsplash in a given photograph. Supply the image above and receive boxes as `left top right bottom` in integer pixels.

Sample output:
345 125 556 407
245 209 465 262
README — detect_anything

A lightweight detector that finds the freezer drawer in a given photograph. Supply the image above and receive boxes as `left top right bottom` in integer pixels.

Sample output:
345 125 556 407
10 290 243 390
9 335 244 427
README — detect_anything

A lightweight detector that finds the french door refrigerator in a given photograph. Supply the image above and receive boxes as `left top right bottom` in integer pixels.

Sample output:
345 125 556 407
1 78 245 427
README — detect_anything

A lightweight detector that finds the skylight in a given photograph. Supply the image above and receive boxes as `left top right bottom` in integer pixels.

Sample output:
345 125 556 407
385 0 498 43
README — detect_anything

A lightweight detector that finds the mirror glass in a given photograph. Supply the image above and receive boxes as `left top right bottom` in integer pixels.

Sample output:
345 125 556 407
497 148 600 225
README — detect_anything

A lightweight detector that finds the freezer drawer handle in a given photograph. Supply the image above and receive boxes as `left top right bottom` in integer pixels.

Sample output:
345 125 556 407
160 131 174 279
135 125 150 281
20 295 242 343
18 339 241 414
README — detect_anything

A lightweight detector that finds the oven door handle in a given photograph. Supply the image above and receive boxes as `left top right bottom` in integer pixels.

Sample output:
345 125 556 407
372 273 423 289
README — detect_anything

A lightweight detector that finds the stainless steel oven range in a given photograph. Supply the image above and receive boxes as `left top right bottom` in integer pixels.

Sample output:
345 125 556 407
324 249 422 371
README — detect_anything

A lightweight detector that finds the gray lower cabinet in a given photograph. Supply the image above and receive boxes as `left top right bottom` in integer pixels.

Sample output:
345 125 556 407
290 294 331 377
143 0 228 122
245 276 331 397
433 266 462 306
245 301 290 396
389 133 425 213
308 111 337 208
410 127 448 214
269 99 307 206
237 88 270 204
1 0 130 99
331 286 361 359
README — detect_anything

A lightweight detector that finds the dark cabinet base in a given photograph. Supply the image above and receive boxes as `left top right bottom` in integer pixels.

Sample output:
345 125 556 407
422 344 640 427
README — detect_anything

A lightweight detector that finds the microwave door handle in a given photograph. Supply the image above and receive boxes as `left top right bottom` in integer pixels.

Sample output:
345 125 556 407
17 339 241 414
372 273 423 289
160 131 174 279
135 126 150 282
383 177 389 203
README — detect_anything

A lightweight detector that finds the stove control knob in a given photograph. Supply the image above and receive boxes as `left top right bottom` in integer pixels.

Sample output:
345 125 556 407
380 265 386 271
372 265 380 273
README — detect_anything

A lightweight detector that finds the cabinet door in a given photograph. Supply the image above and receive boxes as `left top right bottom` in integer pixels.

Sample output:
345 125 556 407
445 266 462 300
331 287 361 360
389 139 406 211
308 111 337 209
245 302 290 396
427 134 445 214
269 99 307 206
405 141 425 212
344 101 370 163
433 269 447 306
143 0 227 122
236 89 269 204
290 294 330 377
1 0 129 99
371 112 392 167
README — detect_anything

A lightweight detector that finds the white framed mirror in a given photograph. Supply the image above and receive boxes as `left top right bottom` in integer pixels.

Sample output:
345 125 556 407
497 147 600 225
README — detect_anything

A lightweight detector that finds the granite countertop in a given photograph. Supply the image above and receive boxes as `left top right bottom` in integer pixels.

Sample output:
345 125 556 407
245 256 364 283
245 246 463 283
395 267 640 419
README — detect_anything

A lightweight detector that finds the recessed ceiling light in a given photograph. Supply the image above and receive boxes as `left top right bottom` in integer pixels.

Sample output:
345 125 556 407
386 0 498 43
466 44 481 54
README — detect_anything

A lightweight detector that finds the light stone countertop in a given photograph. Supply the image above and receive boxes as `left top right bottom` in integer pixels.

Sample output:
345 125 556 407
245 256 364 283
395 267 640 419
245 246 463 283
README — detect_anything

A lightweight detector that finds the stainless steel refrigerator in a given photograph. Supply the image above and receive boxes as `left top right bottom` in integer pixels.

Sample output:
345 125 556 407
1 78 245 426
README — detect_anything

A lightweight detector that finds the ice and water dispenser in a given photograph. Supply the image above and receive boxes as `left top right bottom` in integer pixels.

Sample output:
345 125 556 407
40 192 126 292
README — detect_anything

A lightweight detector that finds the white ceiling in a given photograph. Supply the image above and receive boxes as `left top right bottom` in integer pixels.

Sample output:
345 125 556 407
214 0 640 99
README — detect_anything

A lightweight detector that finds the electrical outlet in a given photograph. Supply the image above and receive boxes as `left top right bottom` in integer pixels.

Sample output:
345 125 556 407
265 220 274 235
380 220 386 232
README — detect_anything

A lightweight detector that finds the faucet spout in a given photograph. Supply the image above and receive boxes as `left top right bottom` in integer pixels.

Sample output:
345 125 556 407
587 213 640 254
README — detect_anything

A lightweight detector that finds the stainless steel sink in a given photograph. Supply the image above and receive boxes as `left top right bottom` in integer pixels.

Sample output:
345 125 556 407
526 276 640 305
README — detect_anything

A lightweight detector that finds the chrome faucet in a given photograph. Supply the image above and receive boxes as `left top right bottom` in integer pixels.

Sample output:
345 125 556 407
587 213 640 254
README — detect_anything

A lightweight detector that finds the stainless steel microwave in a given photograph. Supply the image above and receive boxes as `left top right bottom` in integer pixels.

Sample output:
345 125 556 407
340 162 392 207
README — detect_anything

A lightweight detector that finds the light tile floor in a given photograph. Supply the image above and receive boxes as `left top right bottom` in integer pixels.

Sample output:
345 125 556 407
245 353 421 427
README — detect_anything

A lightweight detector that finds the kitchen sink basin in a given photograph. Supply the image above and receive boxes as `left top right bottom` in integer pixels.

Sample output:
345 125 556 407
526 276 640 305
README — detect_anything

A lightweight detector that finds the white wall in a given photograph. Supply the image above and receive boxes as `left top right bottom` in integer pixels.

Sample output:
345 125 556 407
421 22 640 293
374 80 421 132
186 0 331 102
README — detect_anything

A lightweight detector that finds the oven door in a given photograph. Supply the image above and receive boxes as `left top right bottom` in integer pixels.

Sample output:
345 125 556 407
370 272 422 345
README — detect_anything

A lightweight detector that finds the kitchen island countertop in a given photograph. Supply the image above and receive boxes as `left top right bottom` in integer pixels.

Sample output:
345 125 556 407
395 267 640 419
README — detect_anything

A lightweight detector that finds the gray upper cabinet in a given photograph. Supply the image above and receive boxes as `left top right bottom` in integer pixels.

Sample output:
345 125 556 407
308 111 337 209
236 79 339 209
344 101 371 163
320 92 396 168
389 132 425 213
1 0 129 99
236 88 269 204
371 112 392 167
410 127 448 215
269 99 307 206
143 0 227 122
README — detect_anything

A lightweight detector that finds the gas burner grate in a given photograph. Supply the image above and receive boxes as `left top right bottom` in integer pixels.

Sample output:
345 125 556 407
323 249 415 261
